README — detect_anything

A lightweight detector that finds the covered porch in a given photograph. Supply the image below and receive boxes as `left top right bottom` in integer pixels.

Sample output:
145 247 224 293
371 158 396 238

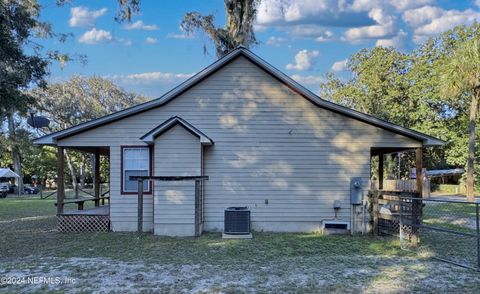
371 146 426 196
55 146 111 232
370 146 426 240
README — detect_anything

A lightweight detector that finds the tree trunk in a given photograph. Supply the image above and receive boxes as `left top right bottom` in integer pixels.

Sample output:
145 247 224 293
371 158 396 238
64 150 78 199
6 112 23 195
466 91 479 202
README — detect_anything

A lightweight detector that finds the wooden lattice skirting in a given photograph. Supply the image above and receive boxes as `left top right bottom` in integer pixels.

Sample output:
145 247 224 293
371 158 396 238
57 214 110 232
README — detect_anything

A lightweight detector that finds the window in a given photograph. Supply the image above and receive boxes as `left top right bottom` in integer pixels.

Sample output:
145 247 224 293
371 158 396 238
122 147 151 193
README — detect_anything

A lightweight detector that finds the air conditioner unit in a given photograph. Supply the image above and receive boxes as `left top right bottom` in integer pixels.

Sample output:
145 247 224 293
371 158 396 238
223 207 251 238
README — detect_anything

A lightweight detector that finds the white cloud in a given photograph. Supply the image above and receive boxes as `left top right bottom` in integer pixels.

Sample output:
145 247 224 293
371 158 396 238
376 30 408 48
118 38 132 46
388 0 435 11
315 30 334 42
290 74 323 85
402 6 443 28
344 8 396 42
344 23 394 41
403 6 480 43
69 7 107 28
256 0 374 28
286 49 319 71
266 36 286 46
255 0 444 45
145 37 158 44
110 72 195 85
78 28 113 44
285 24 327 37
124 20 159 31
255 0 477 47
331 59 348 72
350 0 434 12
78 28 132 45
167 32 193 39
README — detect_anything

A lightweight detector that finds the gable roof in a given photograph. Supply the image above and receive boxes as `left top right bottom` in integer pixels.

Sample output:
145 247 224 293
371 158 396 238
34 46 444 146
141 116 213 145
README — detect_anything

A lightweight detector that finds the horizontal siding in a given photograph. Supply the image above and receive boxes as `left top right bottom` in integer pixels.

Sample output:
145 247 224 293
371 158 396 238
153 126 200 232
58 55 421 232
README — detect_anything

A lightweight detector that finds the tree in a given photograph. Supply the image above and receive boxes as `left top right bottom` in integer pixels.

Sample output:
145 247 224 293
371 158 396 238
1 0 139 194
114 0 141 22
320 47 425 128
1 0 53 194
441 38 480 202
320 22 480 199
181 0 260 57
32 76 148 195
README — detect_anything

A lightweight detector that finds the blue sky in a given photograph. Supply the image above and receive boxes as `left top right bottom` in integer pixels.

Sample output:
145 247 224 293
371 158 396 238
39 0 480 97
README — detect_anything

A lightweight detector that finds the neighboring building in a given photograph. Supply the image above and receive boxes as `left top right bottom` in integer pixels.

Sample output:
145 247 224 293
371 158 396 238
34 47 443 236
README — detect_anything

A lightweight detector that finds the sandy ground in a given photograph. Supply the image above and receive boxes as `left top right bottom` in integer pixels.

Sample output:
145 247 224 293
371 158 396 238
1 255 479 293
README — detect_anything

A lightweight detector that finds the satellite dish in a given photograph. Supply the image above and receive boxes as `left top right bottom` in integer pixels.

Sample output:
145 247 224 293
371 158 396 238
27 115 50 129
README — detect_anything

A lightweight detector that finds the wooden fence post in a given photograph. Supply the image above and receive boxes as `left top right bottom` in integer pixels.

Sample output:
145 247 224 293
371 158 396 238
137 180 144 233
415 148 423 197
194 180 200 237
371 191 379 236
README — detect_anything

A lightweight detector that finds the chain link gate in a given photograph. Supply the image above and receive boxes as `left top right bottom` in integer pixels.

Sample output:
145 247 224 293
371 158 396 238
371 191 480 271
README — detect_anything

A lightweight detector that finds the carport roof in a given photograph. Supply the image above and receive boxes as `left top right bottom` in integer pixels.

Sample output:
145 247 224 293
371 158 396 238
0 168 20 178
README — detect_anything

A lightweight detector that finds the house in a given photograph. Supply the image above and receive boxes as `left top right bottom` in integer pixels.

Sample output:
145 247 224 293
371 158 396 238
34 47 444 236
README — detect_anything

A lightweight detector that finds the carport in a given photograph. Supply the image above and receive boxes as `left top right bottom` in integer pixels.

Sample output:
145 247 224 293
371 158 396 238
0 168 20 197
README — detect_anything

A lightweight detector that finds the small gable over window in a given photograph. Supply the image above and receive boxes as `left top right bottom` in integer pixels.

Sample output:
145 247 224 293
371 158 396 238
140 116 213 145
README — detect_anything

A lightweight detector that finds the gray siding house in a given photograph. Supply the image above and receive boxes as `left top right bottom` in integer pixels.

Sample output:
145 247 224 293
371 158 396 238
35 47 443 236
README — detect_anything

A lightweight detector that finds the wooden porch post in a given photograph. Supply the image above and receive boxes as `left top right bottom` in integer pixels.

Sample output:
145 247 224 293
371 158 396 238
378 154 384 190
57 147 65 214
412 147 423 244
415 147 423 196
94 148 100 207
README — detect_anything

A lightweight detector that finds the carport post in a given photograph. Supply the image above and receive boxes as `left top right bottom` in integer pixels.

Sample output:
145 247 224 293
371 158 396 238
411 147 423 244
378 154 384 190
137 179 144 233
415 147 423 196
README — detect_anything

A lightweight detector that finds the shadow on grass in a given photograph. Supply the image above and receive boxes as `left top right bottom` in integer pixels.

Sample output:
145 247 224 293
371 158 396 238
1 213 403 266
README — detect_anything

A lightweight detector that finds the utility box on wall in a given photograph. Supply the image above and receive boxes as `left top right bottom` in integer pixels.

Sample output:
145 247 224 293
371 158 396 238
350 177 363 205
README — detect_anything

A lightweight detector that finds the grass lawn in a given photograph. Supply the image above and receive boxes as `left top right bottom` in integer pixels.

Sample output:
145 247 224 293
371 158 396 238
0 198 479 293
